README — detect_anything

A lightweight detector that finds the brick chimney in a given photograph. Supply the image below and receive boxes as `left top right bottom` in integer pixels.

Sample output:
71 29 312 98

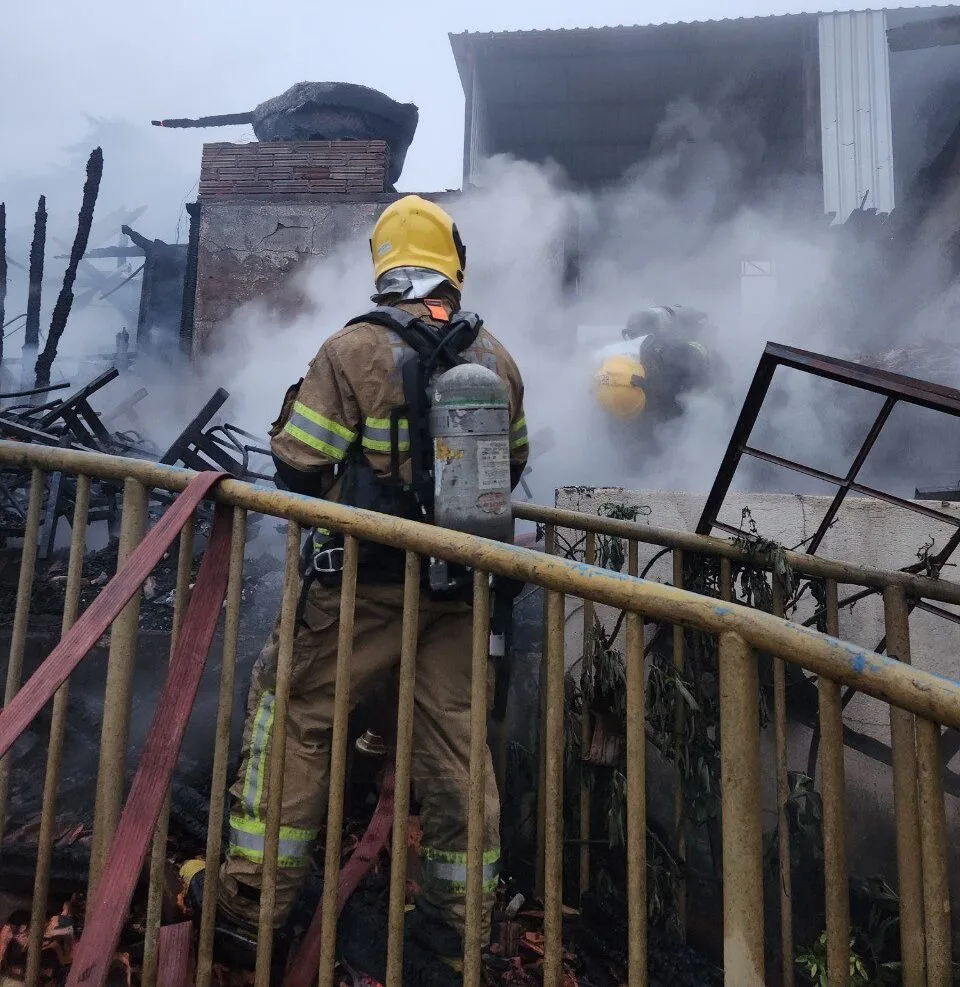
199 140 388 198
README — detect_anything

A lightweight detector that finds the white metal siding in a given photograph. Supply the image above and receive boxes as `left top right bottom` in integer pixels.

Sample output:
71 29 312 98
819 10 895 223
468 81 488 184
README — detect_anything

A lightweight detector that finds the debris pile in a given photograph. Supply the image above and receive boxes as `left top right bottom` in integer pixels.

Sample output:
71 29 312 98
858 336 960 388
0 900 134 987
0 523 283 633
0 369 275 560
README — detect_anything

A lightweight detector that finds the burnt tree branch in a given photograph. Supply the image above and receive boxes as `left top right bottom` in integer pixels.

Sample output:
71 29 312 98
35 148 103 389
25 196 47 350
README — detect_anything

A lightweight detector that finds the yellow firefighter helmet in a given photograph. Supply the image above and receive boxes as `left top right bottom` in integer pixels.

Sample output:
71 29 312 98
593 354 647 420
370 195 467 289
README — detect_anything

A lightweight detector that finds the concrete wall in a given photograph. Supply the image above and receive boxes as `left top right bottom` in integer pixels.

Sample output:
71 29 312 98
553 486 960 931
191 190 457 358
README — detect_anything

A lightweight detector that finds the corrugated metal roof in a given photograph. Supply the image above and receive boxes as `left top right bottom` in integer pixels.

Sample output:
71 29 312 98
449 6 960 86
449 13 816 89
820 10 896 222
450 6 957 42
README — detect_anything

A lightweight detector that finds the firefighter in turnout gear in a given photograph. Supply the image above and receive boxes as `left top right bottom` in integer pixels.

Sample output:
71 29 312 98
592 304 713 425
193 195 529 974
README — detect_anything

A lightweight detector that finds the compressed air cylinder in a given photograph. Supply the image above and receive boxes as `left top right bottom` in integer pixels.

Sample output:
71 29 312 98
430 363 513 540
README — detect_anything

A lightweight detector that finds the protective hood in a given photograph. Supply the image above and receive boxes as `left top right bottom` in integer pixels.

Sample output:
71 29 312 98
372 266 454 302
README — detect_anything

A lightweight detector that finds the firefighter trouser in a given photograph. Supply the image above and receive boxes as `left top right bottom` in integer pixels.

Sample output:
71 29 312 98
217 580 501 953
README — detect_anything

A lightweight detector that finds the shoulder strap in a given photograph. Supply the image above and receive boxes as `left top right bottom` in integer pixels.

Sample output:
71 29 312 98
346 306 482 369
344 305 486 510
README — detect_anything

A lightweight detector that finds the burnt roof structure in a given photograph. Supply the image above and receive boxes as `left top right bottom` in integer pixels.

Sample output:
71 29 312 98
450 6 960 222
451 15 818 188
152 82 419 188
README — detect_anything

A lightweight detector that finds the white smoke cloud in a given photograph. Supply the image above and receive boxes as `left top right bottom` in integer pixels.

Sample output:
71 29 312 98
119 101 890 506
16 98 957 509
173 101 856 507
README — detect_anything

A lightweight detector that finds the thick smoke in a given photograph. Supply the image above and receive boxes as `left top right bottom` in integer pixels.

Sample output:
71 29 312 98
11 99 959 506
198 99 889 504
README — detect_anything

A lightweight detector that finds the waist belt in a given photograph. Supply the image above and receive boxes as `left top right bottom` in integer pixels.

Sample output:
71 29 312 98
295 531 473 627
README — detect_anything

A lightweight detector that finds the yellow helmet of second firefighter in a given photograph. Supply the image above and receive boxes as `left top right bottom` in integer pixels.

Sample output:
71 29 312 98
593 354 647 420
370 195 466 290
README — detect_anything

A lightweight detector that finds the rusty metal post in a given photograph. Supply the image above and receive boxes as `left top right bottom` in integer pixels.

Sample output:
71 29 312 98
536 524 555 902
24 475 90 987
626 596 648 986
143 517 195 987
916 715 951 985
318 535 360 985
883 585 927 987
542 589 565 987
820 579 850 987
0 467 44 845
579 531 596 900
771 578 794 987
719 558 732 604
253 521 301 987
672 549 687 939
464 569 491 987
718 630 764 986
386 552 421 987
89 476 149 895
196 507 246 987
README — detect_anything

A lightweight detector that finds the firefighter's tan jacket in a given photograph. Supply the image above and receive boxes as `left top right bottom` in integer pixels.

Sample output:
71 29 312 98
270 298 529 487
218 297 528 959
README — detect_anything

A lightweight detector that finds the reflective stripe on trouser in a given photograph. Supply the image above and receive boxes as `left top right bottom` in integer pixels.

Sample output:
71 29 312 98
421 847 500 894
239 692 274 818
218 580 500 946
228 816 317 868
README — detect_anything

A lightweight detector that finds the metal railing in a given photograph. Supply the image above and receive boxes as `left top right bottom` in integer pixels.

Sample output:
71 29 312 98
516 501 960 987
0 439 957 987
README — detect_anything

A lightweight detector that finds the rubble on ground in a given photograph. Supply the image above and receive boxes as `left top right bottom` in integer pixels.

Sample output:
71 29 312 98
0 369 275 563
0 525 283 634
1 757 723 986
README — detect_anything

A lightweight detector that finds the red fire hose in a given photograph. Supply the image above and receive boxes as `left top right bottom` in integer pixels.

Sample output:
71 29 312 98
0 471 230 987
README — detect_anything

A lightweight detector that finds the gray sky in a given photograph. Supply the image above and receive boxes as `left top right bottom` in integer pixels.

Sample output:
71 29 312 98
0 0 949 231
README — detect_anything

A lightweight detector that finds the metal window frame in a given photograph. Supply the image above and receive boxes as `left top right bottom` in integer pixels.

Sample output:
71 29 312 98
696 341 960 554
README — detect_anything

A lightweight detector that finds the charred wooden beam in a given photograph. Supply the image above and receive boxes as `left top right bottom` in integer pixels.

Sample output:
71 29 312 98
0 203 6 367
179 202 201 358
25 196 47 350
35 148 104 389
55 246 143 260
120 223 152 253
151 112 253 129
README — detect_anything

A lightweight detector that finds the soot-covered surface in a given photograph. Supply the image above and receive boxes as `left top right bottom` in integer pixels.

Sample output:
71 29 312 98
0 540 286 887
